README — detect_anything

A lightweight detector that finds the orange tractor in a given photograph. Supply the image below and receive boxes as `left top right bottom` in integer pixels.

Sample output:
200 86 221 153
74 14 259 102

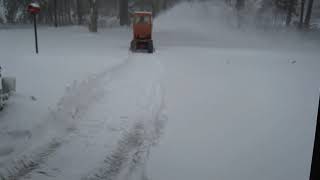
130 11 154 53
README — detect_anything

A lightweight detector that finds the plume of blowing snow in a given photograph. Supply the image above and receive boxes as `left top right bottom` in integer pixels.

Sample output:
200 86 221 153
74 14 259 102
154 1 320 50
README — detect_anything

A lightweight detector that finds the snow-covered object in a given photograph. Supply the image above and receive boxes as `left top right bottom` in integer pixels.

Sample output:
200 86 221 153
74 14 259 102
0 79 3 109
0 67 15 110
29 3 40 9
2 77 16 93
0 80 9 111
0 94 8 110
28 3 41 14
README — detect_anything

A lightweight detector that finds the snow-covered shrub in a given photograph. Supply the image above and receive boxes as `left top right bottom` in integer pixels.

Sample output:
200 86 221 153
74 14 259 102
98 16 120 28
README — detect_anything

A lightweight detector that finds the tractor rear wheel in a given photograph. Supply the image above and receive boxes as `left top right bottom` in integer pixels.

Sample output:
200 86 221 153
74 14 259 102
130 40 136 52
148 41 154 53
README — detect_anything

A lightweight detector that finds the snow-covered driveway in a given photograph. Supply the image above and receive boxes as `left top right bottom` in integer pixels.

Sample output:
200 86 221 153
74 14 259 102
0 27 166 179
20 55 166 180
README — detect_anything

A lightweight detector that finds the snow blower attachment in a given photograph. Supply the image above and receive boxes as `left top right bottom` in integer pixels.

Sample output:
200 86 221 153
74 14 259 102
130 11 154 53
0 66 16 111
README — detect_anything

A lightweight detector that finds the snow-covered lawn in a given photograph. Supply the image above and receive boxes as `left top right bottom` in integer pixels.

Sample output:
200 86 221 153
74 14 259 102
0 1 320 180
147 3 320 180
148 47 320 180
0 26 132 176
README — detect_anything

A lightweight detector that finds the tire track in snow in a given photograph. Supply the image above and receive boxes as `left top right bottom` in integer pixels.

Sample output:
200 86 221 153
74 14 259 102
0 56 131 180
0 140 61 180
83 80 167 180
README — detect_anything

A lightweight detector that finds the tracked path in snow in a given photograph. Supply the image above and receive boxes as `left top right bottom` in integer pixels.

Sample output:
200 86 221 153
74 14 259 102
0 55 131 180
13 53 167 180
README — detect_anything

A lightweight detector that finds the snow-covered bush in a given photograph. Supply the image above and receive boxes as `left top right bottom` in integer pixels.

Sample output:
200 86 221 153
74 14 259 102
0 0 5 23
98 16 120 28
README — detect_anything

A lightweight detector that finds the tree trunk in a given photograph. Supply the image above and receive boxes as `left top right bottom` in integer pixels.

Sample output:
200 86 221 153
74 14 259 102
119 0 129 26
235 0 245 11
304 0 314 29
235 0 245 28
67 0 71 24
58 0 63 26
89 0 98 32
114 0 120 18
162 0 168 10
76 0 83 25
54 0 58 27
116 0 120 18
286 0 294 27
64 0 68 25
225 0 232 6
299 0 305 29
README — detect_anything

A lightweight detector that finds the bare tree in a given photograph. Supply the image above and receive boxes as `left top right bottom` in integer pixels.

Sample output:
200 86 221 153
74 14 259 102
299 0 305 28
76 0 84 25
54 0 58 27
286 0 295 26
225 0 232 6
304 0 314 28
235 0 245 28
89 0 98 32
119 0 129 26
235 0 245 10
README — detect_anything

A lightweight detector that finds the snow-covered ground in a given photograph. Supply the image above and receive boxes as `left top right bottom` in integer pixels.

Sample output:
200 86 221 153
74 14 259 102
0 26 133 178
1 1 320 180
147 47 320 180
